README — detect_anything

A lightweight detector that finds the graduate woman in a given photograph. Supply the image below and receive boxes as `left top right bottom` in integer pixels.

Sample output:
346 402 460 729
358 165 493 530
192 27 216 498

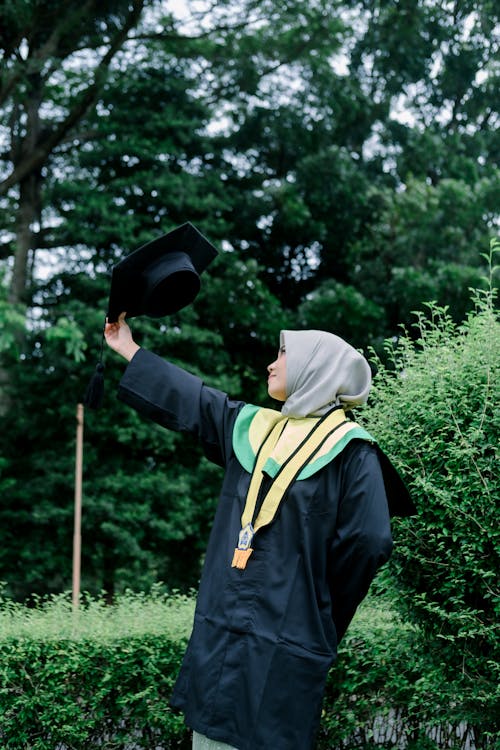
104 307 414 750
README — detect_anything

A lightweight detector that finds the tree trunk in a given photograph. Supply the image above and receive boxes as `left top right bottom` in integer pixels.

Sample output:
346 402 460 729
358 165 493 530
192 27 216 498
1 74 43 415
9 172 41 304
0 172 37 410
8 65 43 304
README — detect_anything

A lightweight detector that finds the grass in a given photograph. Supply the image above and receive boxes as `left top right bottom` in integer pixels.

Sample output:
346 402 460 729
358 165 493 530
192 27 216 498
0 584 195 641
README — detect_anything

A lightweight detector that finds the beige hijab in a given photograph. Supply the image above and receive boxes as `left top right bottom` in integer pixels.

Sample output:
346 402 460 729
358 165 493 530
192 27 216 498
280 330 372 418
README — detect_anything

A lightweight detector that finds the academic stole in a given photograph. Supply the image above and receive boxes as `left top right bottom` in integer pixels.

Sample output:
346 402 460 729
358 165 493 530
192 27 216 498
231 407 350 569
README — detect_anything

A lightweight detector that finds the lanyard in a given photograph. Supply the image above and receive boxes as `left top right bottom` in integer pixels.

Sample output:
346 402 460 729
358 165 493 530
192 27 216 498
231 407 352 569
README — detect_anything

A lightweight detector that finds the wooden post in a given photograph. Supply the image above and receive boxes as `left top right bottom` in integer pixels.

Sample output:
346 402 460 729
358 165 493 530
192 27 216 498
72 403 84 611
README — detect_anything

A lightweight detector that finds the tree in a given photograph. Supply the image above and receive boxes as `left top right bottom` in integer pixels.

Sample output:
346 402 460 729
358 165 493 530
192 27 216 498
346 176 498 331
0 0 498 599
0 0 148 302
210 0 499 322
296 279 384 350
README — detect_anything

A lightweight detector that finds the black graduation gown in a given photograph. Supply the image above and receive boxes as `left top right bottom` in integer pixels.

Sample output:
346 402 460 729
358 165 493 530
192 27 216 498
118 348 395 750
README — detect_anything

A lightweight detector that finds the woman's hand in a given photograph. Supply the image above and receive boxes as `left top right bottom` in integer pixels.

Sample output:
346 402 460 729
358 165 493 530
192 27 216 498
104 312 140 362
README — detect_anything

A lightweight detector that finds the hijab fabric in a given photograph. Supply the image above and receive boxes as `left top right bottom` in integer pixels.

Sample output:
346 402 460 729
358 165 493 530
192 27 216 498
280 330 372 418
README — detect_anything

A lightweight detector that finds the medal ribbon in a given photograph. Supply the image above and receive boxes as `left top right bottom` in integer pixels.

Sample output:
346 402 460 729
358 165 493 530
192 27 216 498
231 408 356 569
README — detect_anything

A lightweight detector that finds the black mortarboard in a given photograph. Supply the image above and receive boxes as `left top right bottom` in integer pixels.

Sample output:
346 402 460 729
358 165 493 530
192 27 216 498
107 222 218 323
83 222 218 408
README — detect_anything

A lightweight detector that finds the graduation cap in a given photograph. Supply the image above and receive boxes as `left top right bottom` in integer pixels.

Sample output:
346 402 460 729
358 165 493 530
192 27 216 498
107 221 218 323
84 222 218 408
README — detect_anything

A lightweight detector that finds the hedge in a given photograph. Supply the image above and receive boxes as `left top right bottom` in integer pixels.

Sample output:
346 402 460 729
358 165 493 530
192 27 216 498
0 588 495 749
0 589 192 749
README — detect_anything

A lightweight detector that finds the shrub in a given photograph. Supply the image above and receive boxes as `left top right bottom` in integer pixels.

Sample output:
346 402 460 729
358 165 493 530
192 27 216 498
0 588 194 749
360 240 500 741
0 588 493 749
321 595 490 750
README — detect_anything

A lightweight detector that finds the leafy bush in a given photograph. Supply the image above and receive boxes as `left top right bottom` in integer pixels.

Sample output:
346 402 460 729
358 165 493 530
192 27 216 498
0 588 494 749
321 595 493 750
0 588 194 749
361 241 500 741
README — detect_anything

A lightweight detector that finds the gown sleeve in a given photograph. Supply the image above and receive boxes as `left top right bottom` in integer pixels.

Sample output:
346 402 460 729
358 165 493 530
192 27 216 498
328 441 393 642
116 348 244 467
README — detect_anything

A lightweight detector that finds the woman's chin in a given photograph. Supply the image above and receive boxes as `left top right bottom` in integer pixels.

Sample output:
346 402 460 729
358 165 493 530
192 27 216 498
268 390 286 402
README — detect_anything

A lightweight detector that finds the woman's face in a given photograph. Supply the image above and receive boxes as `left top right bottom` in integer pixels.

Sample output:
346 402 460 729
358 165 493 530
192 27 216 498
267 345 287 402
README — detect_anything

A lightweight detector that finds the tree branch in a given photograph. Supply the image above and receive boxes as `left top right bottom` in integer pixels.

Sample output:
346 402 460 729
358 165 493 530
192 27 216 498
0 0 146 197
0 0 97 108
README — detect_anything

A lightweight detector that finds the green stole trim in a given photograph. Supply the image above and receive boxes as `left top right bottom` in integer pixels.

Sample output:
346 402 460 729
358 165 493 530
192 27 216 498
232 404 375 480
231 405 375 569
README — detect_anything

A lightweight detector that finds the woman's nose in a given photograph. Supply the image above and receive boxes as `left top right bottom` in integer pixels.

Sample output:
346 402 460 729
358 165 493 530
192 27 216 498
267 361 275 373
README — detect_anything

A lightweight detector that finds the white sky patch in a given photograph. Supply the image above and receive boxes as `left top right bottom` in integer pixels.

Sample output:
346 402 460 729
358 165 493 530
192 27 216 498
34 246 98 281
205 113 234 136
390 93 418 127
165 0 251 35
330 51 350 76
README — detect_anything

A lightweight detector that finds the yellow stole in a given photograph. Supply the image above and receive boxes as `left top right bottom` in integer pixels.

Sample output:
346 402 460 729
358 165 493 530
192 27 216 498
231 407 364 569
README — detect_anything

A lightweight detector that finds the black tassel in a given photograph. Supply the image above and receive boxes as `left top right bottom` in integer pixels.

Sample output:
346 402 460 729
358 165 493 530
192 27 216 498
83 323 105 409
83 361 104 409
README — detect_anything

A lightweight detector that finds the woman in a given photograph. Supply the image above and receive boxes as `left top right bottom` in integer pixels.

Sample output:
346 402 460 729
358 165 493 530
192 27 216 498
105 313 412 750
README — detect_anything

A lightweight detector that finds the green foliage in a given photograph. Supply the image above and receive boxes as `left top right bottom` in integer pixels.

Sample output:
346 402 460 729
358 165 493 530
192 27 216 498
361 243 500 734
347 177 496 330
45 316 87 363
0 585 194 641
0 589 495 748
0 0 499 603
321 594 497 750
0 273 25 356
0 305 236 599
297 279 385 350
0 588 194 749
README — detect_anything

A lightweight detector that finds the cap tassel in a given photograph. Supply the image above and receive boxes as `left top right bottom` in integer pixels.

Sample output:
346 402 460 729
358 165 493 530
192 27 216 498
83 325 105 409
83 361 104 409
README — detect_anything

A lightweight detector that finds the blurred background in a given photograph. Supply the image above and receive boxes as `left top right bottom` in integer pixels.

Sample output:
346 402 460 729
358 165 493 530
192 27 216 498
0 0 498 601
